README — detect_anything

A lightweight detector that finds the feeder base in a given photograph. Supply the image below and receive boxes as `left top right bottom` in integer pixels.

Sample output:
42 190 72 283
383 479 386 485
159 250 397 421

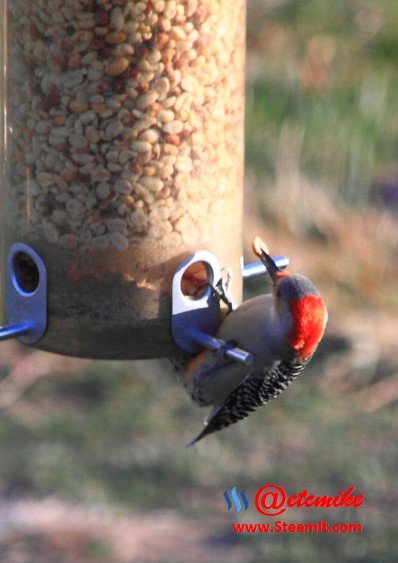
32 317 180 360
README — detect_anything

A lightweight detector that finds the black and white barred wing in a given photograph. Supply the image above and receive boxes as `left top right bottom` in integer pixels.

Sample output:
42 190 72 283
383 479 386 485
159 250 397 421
186 357 312 446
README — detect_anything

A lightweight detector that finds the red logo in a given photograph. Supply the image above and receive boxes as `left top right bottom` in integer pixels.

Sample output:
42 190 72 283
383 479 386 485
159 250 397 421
255 484 364 517
255 484 287 516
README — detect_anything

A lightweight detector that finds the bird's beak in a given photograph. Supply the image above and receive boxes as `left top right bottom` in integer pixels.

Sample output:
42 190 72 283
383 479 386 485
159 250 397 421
252 236 282 283
258 249 282 283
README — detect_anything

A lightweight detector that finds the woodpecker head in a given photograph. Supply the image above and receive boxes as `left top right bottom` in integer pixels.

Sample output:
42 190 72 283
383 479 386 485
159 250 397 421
253 237 328 359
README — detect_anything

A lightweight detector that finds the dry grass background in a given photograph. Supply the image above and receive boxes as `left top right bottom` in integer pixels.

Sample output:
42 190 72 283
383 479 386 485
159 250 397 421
1 0 398 561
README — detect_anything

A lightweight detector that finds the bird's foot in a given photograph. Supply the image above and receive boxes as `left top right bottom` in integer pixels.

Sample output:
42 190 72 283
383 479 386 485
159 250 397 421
193 273 234 314
214 269 234 313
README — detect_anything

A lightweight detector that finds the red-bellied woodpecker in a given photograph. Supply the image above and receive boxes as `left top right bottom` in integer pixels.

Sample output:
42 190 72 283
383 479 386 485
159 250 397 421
175 237 328 446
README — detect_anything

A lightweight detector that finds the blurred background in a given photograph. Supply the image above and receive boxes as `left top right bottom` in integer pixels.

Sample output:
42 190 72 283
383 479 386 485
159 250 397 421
1 0 398 561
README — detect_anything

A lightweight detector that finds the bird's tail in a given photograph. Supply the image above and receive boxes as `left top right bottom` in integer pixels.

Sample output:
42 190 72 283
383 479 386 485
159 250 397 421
185 427 211 447
185 406 222 446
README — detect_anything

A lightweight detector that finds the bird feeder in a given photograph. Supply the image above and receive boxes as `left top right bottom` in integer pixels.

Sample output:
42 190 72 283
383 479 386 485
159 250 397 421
1 0 248 359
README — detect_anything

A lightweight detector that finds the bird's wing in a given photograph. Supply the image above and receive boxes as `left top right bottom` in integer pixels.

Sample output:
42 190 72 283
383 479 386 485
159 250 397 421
186 356 312 446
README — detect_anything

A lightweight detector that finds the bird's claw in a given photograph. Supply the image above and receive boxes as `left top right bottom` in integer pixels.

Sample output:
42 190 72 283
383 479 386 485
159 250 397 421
193 270 234 314
214 269 234 314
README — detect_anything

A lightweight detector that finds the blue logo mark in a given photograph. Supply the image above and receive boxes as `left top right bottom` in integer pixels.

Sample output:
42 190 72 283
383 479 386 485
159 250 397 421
224 486 249 513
